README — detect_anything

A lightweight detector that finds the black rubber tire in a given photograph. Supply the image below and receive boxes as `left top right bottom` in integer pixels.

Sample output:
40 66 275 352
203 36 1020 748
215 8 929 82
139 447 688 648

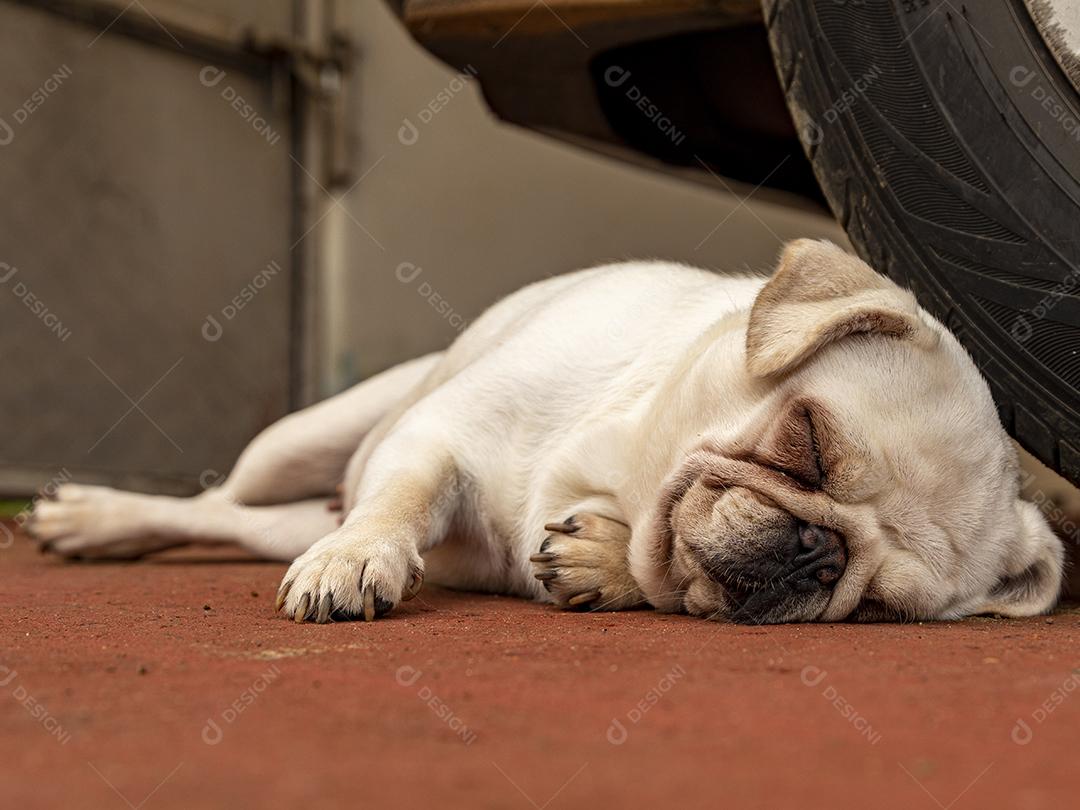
764 0 1080 486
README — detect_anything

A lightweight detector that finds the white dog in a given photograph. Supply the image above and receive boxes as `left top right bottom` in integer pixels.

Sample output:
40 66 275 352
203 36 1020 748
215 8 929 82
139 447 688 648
30 240 1063 624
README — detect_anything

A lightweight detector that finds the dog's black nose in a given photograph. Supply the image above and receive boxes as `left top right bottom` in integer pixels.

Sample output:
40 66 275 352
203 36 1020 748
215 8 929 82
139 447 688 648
701 518 848 623
794 523 847 587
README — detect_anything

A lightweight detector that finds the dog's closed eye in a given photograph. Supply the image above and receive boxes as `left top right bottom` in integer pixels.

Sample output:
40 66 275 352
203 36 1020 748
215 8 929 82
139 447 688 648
754 402 826 489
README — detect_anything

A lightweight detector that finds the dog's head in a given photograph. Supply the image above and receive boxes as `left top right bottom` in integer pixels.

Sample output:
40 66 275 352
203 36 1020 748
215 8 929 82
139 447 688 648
652 239 1063 623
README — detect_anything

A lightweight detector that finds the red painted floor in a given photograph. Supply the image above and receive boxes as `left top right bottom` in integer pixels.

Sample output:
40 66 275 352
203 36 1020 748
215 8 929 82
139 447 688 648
1 521 1076 809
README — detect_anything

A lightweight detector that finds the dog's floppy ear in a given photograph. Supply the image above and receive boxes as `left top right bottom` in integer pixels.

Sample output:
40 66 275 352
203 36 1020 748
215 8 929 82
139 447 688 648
746 239 933 378
976 500 1064 617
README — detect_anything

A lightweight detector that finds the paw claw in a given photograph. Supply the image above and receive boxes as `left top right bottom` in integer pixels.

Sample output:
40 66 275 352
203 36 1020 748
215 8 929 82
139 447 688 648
294 593 310 623
315 593 332 624
275 581 292 612
362 584 376 622
402 568 424 601
530 552 556 563
534 571 557 581
568 591 601 607
543 518 579 535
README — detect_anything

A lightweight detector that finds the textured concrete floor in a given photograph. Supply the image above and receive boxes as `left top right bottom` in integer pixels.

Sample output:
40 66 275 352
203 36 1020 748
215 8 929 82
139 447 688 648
1 521 1077 809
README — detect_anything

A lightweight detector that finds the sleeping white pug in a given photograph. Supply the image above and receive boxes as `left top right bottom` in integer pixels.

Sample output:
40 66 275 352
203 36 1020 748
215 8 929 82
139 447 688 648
29 240 1063 624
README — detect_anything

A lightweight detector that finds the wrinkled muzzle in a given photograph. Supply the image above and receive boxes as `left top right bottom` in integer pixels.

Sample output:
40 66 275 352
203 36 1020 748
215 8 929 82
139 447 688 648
671 479 847 623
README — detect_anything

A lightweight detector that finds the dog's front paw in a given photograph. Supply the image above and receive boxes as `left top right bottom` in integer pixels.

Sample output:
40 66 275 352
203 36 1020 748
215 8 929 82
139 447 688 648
530 514 645 611
276 526 424 623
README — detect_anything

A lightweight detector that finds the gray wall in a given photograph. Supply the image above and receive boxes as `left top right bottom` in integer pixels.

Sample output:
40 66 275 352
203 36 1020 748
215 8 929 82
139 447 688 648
0 0 295 492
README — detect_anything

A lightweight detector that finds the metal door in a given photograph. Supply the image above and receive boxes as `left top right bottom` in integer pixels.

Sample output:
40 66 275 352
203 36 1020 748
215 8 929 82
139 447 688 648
0 0 346 494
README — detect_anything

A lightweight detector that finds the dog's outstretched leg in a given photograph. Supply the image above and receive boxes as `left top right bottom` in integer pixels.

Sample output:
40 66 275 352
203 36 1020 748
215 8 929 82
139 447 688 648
29 353 442 560
530 514 646 611
28 487 340 561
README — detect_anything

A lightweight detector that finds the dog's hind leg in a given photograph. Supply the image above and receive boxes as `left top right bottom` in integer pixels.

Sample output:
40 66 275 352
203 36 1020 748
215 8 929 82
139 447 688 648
29 488 339 561
29 353 443 560
217 352 442 505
